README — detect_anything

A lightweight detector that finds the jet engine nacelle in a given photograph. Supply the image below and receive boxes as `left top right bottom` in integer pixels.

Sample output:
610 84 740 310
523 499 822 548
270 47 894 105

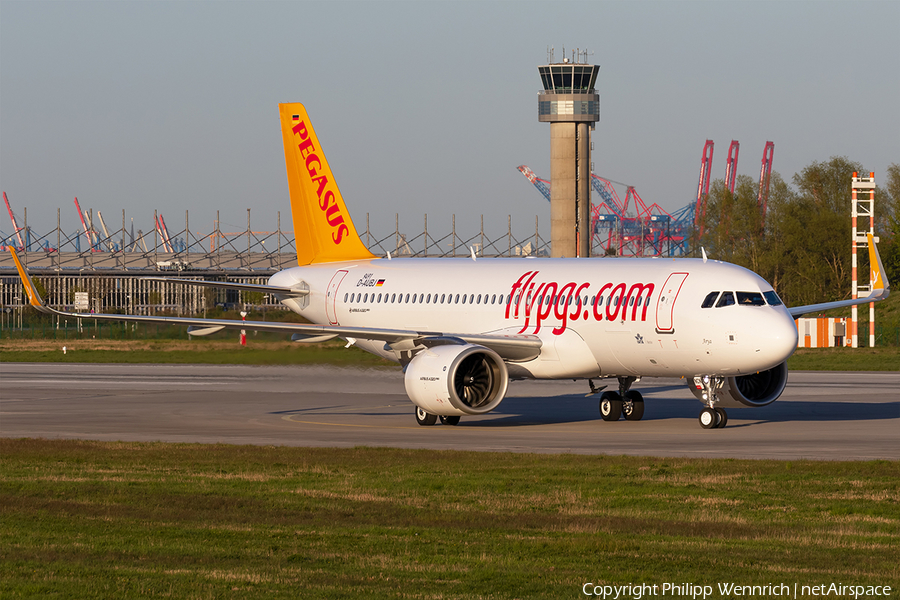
689 362 788 409
404 344 508 417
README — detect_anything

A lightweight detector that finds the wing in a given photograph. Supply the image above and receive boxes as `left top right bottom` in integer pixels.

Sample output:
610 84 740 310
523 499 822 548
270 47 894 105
788 233 891 318
8 249 541 362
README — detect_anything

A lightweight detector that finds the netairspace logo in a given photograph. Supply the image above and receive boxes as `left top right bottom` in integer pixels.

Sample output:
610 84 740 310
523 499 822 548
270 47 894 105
581 582 894 599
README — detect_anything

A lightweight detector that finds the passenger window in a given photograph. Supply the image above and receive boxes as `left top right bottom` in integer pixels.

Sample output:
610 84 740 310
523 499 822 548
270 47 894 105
391 293 396 303
441 293 446 303
412 294 416 304
377 293 382 302
716 292 735 307
491 294 496 304
455 294 460 304
737 292 765 306
701 292 719 308
404 293 410 303
764 290 783 306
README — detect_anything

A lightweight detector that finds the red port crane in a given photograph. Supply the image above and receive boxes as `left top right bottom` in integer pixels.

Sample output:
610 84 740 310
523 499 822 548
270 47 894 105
74 197 100 252
725 140 740 194
3 191 25 249
695 140 714 237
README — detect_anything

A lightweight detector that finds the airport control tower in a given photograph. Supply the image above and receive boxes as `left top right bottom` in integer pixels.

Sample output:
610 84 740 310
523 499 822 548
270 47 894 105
538 54 600 257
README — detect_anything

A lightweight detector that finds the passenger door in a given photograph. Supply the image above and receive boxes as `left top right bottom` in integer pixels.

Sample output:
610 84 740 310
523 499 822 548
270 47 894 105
655 272 688 333
325 270 348 325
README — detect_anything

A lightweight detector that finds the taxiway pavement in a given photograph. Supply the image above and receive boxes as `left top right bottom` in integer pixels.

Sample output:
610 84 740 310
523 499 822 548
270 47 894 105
1 363 897 460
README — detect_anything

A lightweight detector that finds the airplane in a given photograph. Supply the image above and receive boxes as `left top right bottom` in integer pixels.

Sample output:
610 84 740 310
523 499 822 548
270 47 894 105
9 102 890 429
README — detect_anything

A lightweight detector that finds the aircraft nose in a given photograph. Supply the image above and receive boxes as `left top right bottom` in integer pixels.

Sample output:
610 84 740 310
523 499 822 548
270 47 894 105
769 309 799 362
742 308 798 371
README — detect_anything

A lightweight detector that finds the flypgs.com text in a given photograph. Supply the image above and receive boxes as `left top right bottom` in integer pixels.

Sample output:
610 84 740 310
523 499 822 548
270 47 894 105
507 270 656 335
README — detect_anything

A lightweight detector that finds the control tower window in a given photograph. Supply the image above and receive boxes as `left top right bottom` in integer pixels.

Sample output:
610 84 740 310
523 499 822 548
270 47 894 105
551 66 563 89
573 66 590 90
539 67 552 90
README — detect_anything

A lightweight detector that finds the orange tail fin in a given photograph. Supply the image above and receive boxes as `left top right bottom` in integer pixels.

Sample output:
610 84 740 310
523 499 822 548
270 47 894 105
279 103 375 265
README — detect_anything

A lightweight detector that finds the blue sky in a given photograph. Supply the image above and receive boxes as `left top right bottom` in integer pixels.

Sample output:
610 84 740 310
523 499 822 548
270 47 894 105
1 1 897 242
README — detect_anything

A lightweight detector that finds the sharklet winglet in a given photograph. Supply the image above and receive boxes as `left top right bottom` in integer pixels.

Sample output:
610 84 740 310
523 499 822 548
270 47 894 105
9 248 49 312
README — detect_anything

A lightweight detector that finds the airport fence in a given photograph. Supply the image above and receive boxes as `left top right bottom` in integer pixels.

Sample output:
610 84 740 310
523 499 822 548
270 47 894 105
1 210 554 272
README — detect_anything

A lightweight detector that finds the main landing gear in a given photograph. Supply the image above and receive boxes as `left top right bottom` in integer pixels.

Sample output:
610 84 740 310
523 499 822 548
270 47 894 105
696 375 728 429
415 407 460 426
597 377 645 422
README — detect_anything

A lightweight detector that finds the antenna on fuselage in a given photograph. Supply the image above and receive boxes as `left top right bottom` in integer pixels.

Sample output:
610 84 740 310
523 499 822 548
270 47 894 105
701 247 708 263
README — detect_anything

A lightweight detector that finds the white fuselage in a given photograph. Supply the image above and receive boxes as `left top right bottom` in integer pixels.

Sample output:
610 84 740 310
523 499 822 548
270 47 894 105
269 256 798 380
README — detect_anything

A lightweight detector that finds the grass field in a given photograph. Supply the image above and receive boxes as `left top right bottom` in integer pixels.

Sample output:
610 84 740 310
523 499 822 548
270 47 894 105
1 439 898 599
2 339 899 371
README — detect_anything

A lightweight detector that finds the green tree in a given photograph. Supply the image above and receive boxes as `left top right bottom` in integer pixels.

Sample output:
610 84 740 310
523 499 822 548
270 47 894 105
700 175 767 272
769 157 865 306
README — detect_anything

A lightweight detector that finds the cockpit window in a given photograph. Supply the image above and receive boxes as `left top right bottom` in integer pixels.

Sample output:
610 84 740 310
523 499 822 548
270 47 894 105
715 292 736 307
763 290 783 306
736 291 766 306
701 292 719 308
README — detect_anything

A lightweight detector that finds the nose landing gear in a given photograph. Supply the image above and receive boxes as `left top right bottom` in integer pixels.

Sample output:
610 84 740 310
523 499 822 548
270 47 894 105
695 376 728 429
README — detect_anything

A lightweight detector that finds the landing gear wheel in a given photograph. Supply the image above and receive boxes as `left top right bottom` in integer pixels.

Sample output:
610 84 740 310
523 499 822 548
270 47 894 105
622 390 645 421
439 415 460 426
699 407 719 429
415 407 437 426
599 391 623 421
714 408 728 428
